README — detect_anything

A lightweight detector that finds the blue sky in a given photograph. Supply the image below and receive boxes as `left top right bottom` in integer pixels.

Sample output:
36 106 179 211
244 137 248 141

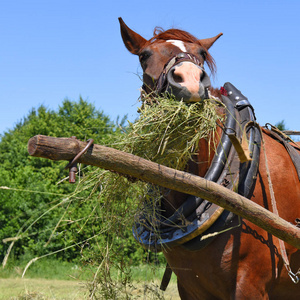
1 0 299 137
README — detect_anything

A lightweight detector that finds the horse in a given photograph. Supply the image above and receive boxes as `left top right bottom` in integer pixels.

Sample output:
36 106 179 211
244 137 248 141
118 17 300 299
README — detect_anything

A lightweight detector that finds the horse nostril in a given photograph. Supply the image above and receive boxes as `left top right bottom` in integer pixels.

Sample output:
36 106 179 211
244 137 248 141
172 70 184 83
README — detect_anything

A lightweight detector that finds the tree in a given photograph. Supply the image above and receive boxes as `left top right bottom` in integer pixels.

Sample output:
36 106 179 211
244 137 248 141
275 120 287 131
0 98 119 261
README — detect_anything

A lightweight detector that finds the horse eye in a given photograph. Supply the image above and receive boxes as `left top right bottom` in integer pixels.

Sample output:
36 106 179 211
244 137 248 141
139 51 152 64
199 49 207 60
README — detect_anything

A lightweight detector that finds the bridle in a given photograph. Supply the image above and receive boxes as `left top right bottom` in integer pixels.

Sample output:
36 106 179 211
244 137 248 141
142 52 209 98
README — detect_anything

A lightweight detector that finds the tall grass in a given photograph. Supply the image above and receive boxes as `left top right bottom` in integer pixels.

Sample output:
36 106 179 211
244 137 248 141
0 257 171 283
0 257 87 280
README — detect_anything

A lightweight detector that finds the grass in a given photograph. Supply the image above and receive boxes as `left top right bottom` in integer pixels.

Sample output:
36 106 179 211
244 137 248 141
0 278 180 300
0 259 179 299
0 259 88 299
0 278 87 300
0 258 90 281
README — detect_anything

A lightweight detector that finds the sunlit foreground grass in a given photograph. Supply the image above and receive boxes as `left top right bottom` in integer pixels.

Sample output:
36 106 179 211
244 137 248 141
0 278 179 300
0 260 179 299
0 278 86 300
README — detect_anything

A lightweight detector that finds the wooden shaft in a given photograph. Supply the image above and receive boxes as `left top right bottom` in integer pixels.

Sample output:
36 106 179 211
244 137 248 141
282 130 300 136
28 135 300 249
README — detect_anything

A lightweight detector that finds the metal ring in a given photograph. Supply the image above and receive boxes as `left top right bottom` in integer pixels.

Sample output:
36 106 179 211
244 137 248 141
65 139 94 169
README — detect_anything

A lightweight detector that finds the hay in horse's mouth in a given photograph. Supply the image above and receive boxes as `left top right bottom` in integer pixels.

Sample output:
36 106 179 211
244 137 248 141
114 95 223 171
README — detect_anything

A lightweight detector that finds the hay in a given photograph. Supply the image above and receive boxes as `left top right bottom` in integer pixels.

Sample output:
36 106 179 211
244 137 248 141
20 95 224 299
75 95 224 246
77 95 224 298
69 95 224 234
112 95 223 170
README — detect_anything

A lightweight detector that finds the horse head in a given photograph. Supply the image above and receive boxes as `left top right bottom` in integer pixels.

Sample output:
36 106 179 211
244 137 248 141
119 17 222 102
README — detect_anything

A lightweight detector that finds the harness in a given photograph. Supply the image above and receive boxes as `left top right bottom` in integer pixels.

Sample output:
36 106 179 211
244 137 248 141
263 124 300 180
133 82 261 252
134 82 300 290
142 52 211 99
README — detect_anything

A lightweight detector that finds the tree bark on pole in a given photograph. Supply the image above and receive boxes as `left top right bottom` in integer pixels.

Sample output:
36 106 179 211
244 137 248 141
283 131 300 136
28 135 300 249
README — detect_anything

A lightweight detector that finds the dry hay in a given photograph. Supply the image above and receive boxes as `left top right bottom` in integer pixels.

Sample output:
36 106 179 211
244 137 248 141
19 95 225 299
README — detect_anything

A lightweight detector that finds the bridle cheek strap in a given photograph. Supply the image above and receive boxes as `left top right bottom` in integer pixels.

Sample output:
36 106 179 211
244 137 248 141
142 52 206 97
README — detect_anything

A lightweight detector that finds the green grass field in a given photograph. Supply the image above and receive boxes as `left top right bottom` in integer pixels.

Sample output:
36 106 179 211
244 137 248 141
0 278 180 299
0 259 180 299
0 278 87 300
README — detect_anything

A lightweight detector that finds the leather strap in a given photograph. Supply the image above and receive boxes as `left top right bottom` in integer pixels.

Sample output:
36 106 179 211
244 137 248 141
226 121 253 163
160 263 173 291
260 128 300 283
263 125 300 181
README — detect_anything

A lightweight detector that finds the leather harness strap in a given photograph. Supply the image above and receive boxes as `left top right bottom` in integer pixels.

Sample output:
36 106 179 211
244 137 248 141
263 124 300 181
260 126 300 283
155 52 204 95
160 263 173 291
226 121 253 163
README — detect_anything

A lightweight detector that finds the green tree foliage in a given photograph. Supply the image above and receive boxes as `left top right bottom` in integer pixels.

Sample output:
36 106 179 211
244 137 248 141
0 97 166 280
275 120 287 131
0 98 120 262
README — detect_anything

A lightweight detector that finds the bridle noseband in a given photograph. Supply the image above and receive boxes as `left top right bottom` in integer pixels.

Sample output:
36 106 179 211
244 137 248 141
142 52 207 97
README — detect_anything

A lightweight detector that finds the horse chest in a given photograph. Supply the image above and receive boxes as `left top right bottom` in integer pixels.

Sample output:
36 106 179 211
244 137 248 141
163 232 241 299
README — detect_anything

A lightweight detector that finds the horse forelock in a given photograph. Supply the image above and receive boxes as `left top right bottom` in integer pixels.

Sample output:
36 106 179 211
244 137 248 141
146 27 216 74
151 27 199 44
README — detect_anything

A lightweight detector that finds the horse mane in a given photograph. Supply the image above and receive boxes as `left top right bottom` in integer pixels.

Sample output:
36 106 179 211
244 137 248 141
147 27 216 74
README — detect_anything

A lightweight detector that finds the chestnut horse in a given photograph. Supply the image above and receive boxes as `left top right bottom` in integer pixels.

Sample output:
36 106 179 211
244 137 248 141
119 18 300 299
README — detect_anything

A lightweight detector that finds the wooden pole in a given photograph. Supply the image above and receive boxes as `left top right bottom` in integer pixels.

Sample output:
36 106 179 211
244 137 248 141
28 135 300 249
283 130 300 136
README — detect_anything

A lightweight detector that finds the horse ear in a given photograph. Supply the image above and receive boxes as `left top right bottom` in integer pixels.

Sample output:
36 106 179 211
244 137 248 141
199 33 223 50
119 17 147 55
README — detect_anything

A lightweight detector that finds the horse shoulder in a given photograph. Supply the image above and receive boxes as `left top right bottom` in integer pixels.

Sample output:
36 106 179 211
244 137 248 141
255 132 300 219
235 132 300 298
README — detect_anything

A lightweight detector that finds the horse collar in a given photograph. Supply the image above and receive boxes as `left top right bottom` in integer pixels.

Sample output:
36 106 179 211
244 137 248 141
133 82 262 252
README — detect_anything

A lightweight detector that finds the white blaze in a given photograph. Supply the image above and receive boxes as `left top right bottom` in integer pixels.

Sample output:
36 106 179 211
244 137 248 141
167 40 187 52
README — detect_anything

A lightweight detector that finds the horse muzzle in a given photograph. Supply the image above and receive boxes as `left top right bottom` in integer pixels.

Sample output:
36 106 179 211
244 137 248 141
166 62 211 102
154 52 211 102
